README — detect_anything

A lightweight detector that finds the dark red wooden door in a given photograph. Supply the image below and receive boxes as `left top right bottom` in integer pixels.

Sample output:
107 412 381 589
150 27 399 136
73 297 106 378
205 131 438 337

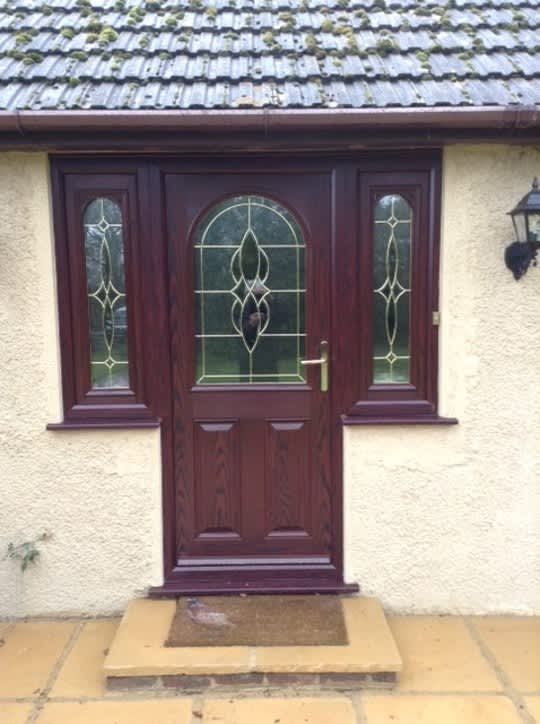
165 170 346 593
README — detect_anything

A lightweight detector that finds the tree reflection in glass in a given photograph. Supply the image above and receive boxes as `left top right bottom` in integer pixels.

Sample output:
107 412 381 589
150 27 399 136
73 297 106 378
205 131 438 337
373 194 412 384
194 196 305 384
84 198 129 388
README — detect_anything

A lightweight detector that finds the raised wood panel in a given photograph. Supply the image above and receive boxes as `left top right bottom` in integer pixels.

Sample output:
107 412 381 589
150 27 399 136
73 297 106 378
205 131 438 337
193 421 242 541
192 389 310 418
265 421 311 539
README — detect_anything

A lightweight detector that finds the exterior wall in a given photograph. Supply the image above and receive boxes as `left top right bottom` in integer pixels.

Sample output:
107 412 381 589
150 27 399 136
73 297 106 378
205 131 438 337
344 144 540 614
0 154 163 617
0 146 538 617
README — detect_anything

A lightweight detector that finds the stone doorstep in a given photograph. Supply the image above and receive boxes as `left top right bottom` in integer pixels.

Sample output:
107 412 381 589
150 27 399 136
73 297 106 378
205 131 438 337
106 670 398 693
103 596 402 690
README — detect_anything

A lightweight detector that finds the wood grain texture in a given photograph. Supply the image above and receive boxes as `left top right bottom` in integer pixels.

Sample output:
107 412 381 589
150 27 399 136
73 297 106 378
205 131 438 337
164 166 337 586
265 421 310 540
49 160 156 425
194 422 242 540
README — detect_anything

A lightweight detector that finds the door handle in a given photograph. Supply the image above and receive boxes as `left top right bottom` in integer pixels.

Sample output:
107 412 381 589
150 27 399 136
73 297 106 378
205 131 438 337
300 340 329 392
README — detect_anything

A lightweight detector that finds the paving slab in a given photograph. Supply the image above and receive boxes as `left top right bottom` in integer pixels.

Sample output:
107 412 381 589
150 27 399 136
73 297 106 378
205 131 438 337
470 616 540 693
524 696 540 721
388 616 502 692
202 697 356 723
0 703 34 724
362 695 523 724
0 621 75 698
37 699 193 723
0 621 12 638
50 619 119 698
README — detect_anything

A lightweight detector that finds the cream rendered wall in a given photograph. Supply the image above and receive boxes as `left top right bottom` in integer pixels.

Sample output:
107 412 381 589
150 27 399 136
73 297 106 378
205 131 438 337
0 153 163 617
345 144 540 614
0 147 539 617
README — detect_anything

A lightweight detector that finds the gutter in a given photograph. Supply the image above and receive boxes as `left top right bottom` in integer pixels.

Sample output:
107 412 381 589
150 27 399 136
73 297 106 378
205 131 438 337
0 105 537 134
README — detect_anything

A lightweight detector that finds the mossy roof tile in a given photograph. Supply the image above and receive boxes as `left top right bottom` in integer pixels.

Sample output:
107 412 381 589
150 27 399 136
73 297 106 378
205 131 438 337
0 0 538 109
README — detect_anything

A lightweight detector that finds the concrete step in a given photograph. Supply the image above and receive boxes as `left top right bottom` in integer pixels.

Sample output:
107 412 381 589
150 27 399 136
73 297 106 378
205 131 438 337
103 596 402 693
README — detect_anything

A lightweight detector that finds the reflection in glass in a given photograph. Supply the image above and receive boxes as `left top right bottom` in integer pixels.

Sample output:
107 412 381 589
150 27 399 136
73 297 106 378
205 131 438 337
84 198 129 388
373 194 412 383
194 196 305 384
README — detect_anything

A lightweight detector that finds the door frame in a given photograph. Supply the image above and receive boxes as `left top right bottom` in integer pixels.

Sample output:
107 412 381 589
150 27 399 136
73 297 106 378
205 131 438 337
49 150 442 596
138 151 441 596
149 156 356 595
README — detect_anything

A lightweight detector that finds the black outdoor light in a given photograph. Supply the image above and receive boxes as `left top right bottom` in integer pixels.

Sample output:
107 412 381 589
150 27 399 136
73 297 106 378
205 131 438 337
505 178 540 280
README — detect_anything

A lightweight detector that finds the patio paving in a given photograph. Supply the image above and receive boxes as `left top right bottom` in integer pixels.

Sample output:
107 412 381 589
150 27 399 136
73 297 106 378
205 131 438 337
0 612 538 723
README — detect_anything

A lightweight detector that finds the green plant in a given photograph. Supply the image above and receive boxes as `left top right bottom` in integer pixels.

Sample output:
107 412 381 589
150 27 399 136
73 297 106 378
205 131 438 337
376 36 397 56
70 51 89 61
22 52 44 65
14 31 36 46
6 532 52 572
321 18 333 33
98 27 118 46
127 6 144 24
85 16 103 33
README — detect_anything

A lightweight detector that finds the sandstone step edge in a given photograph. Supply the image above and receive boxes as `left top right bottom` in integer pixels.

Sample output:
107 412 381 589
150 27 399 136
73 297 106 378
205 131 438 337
103 596 402 683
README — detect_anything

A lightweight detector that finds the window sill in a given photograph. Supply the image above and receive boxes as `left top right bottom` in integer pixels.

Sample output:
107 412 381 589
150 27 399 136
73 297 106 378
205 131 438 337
341 414 458 426
47 418 161 430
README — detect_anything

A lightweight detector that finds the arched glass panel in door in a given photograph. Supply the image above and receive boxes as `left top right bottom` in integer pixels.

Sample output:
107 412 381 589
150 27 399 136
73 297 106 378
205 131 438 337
194 195 306 384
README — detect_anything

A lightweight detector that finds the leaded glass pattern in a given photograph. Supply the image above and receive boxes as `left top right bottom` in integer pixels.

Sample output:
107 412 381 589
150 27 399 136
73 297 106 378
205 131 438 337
194 195 306 384
83 197 129 388
373 194 412 383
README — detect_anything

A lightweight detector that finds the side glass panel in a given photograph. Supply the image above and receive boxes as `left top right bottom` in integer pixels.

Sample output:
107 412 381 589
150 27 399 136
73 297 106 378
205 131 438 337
83 198 129 388
373 194 412 384
194 195 306 384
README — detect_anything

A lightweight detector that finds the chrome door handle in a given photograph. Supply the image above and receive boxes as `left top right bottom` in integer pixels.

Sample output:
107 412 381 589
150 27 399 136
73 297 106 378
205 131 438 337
301 340 329 392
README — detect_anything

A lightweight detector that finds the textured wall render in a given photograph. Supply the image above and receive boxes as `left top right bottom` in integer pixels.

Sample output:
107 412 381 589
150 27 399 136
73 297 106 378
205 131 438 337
344 144 540 614
0 148 538 617
0 154 163 617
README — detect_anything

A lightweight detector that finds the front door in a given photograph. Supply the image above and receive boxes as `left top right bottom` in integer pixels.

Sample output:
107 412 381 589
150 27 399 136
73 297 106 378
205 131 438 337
164 167 349 593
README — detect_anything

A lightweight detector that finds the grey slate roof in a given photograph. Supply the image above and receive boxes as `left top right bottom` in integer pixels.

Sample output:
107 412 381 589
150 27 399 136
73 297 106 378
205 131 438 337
0 0 539 110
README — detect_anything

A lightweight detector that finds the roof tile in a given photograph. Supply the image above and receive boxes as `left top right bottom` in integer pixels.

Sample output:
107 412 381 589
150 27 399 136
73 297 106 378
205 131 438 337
0 0 539 110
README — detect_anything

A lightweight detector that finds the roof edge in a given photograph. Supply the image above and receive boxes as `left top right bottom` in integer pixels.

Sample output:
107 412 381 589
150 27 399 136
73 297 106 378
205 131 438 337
0 105 538 134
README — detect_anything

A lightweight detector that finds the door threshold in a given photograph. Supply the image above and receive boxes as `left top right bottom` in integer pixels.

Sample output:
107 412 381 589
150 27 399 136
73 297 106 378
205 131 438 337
149 571 359 597
149 581 359 596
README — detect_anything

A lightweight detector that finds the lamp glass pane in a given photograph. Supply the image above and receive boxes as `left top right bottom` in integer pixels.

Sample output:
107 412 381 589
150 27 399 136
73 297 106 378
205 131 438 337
527 213 540 241
512 212 528 244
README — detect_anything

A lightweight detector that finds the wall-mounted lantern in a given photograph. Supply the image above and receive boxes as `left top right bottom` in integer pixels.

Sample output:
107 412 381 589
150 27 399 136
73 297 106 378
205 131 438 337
505 178 540 280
